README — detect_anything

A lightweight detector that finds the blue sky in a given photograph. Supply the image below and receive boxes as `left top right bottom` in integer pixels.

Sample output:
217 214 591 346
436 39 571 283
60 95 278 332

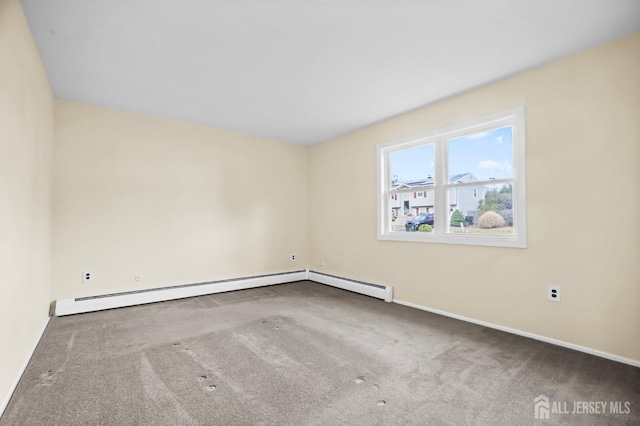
390 126 513 182
390 144 435 182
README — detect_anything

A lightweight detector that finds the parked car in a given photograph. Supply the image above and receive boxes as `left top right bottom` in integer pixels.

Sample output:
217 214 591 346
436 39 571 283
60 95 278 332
405 213 434 231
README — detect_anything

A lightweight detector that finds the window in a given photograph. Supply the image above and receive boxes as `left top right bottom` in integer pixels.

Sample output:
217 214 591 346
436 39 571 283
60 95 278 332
377 106 526 247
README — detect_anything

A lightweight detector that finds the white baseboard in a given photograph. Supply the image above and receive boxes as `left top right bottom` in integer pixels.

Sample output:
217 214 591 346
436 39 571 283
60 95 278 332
55 270 307 316
394 298 640 368
308 270 393 302
0 316 50 418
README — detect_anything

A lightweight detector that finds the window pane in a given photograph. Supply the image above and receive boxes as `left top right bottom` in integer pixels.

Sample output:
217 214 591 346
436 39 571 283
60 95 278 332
448 127 513 181
389 144 435 233
447 183 514 235
389 144 435 185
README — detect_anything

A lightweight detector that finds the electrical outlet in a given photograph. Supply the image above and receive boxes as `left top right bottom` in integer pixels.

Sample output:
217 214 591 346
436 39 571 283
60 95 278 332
290 253 296 262
82 270 94 283
548 285 561 302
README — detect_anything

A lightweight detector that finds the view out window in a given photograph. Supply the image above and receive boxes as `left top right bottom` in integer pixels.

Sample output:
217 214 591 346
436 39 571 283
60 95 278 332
377 106 526 247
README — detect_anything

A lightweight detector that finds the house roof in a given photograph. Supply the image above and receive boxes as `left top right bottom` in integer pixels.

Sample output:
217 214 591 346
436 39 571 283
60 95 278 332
391 173 474 191
450 173 472 183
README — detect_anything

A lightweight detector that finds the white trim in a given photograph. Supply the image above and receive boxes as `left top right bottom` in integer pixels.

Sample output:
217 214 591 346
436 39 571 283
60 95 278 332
376 144 387 237
0 316 51 418
393 298 640 368
378 230 525 248
308 271 393 302
377 105 526 248
54 271 307 316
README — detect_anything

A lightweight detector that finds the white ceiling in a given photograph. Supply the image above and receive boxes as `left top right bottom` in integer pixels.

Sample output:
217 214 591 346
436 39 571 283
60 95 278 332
21 1 640 146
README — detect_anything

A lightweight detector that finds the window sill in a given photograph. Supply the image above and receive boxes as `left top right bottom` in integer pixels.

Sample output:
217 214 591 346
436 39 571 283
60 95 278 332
377 231 526 248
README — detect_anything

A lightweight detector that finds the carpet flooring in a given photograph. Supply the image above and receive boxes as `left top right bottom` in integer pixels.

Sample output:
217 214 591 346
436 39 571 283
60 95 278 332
1 281 638 425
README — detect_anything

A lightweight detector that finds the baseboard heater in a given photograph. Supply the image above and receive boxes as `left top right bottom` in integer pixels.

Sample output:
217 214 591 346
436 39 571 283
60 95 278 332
308 270 393 302
54 270 307 316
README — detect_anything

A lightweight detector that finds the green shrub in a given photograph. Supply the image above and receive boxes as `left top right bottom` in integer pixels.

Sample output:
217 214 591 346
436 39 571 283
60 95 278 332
418 224 432 232
478 211 506 229
450 209 465 227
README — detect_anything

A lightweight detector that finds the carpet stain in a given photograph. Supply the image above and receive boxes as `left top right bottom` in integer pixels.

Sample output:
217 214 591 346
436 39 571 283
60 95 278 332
36 328 77 388
66 329 76 351
37 370 55 387
139 353 197 425
233 328 299 369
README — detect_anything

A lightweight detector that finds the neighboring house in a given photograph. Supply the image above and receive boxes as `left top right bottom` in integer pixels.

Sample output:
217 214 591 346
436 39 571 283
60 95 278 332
448 173 483 217
391 173 484 218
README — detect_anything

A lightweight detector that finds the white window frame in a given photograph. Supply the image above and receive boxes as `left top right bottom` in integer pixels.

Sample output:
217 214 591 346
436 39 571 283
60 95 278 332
377 106 526 248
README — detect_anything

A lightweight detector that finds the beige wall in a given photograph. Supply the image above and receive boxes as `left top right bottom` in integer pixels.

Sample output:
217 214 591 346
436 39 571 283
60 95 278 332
309 32 640 361
0 0 54 409
53 101 308 299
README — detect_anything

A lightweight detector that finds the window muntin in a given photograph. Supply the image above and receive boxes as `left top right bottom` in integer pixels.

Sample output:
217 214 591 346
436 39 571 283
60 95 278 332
377 106 526 248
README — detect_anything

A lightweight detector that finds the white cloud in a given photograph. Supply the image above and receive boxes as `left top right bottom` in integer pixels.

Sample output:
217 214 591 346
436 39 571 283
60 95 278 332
466 131 489 139
496 135 503 144
477 160 512 174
